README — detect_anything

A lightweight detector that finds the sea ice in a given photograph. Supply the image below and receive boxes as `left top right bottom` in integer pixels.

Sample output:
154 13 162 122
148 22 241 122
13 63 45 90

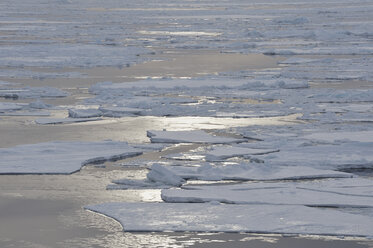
0 87 68 99
0 141 143 174
35 117 102 125
302 131 373 143
0 102 27 112
162 179 373 207
259 142 373 170
99 106 144 117
85 202 373 236
147 130 247 144
164 145 279 161
146 163 185 187
68 108 102 118
153 163 352 181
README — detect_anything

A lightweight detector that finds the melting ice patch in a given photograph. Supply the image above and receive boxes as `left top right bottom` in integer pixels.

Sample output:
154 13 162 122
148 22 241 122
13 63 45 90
85 202 373 236
0 141 143 174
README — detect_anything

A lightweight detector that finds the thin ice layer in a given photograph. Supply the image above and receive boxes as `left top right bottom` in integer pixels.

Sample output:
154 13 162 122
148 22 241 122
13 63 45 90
85 202 373 236
162 179 373 207
147 130 246 144
0 141 143 174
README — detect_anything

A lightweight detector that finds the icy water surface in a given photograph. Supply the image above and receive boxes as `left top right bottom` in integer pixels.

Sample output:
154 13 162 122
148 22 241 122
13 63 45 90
1 0 373 247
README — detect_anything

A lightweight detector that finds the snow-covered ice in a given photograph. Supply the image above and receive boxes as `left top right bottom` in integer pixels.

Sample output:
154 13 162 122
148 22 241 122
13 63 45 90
85 202 373 237
0 141 143 174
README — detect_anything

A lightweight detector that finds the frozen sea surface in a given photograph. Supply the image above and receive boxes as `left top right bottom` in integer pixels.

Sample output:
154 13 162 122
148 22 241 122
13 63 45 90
1 0 373 246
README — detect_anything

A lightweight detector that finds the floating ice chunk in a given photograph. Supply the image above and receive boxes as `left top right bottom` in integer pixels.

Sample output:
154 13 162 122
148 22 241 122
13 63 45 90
0 81 14 86
162 163 351 181
303 131 373 143
162 178 373 208
29 99 52 109
147 130 246 144
90 78 308 91
146 163 185 187
138 30 221 36
0 87 68 99
0 102 27 112
99 106 143 117
68 108 102 118
279 57 320 65
273 17 309 25
35 117 102 125
260 142 373 170
0 141 142 174
108 179 171 190
165 145 279 161
85 202 373 236
0 111 50 116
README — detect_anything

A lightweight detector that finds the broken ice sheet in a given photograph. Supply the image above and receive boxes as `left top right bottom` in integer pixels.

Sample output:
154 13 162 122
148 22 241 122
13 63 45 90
164 145 279 161
147 130 246 144
85 202 373 236
162 178 373 208
0 141 143 174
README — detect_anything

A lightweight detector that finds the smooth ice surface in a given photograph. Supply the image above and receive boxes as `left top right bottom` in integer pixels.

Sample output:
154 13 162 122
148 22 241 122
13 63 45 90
162 179 373 207
0 141 143 174
153 163 352 181
85 202 373 236
147 130 246 144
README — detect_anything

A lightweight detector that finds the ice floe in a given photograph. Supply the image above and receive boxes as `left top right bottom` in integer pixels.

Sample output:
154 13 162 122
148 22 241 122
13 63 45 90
0 141 143 174
0 87 68 99
68 108 102 118
0 102 27 112
35 117 102 125
162 179 373 207
164 145 279 161
85 202 373 236
147 130 247 144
